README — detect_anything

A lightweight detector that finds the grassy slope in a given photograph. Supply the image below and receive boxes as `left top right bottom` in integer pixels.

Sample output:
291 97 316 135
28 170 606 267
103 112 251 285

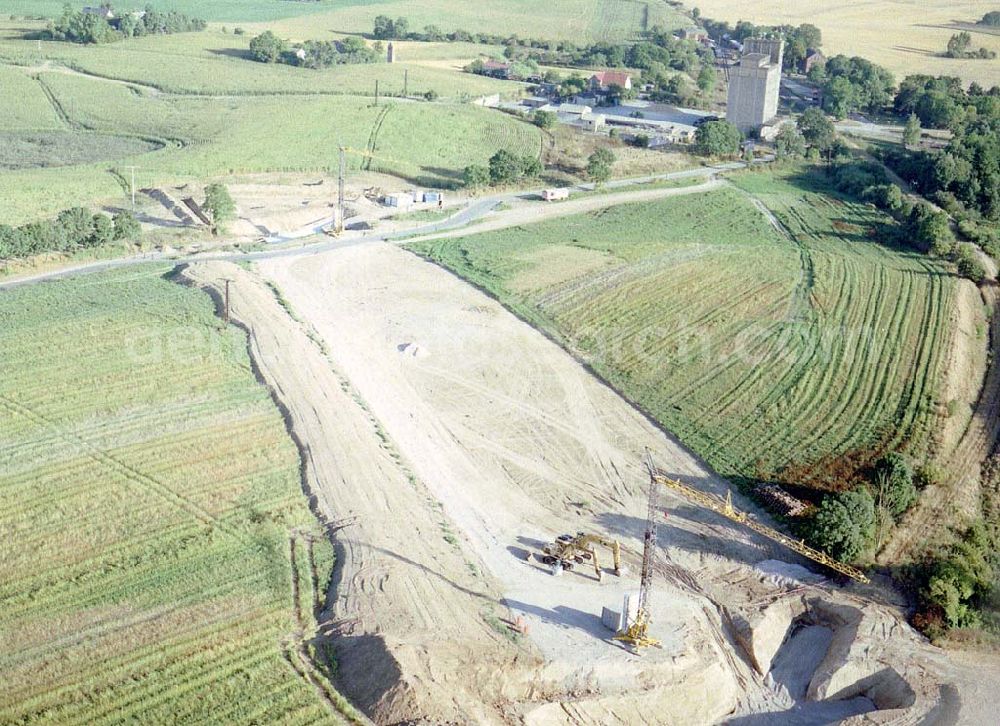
0 267 339 724
0 26 512 96
0 66 542 224
410 168 955 491
0 65 61 128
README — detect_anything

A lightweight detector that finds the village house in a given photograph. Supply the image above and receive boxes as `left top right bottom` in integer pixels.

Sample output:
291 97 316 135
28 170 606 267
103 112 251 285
677 27 707 42
481 60 511 79
588 71 632 92
803 49 826 74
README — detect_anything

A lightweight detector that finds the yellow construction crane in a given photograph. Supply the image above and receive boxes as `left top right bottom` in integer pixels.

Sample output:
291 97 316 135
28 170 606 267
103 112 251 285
648 467 870 584
614 450 662 650
540 532 622 581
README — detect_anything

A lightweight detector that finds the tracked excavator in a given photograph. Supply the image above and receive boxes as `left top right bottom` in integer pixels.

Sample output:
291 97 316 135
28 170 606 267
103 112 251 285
539 532 622 581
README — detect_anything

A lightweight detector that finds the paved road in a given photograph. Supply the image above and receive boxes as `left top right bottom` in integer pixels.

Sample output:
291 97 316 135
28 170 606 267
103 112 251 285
0 163 742 291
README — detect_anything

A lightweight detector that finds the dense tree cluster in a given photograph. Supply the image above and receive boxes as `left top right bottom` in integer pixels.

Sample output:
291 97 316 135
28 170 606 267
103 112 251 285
47 4 205 44
202 183 235 234
944 31 996 60
372 15 409 40
774 124 807 159
462 150 542 187
694 119 742 157
586 148 615 183
532 110 557 129
879 116 1000 224
893 74 1000 129
808 55 895 118
873 453 918 520
980 11 1000 26
249 31 381 68
809 488 876 561
0 208 140 259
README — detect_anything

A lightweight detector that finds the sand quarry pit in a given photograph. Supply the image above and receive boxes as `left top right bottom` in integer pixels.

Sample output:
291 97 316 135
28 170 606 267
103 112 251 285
183 244 984 724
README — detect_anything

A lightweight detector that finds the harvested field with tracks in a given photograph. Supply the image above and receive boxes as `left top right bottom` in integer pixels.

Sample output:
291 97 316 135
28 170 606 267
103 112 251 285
0 267 340 723
411 168 961 491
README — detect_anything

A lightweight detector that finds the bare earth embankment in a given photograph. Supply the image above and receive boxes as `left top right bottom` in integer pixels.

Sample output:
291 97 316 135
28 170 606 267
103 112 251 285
184 244 980 723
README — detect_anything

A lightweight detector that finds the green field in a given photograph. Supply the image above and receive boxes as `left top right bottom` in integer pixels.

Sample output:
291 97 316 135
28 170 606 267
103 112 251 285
0 267 344 723
263 0 686 42
0 130 162 169
0 24 512 96
5 0 341 23
3 0 683 40
410 168 955 490
6 0 686 41
0 63 542 224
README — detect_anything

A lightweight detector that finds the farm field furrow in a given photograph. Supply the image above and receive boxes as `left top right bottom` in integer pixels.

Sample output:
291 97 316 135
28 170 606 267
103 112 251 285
0 266 340 723
410 168 956 489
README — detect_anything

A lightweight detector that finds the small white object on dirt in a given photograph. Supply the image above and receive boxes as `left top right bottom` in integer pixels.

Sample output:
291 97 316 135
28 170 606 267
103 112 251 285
397 342 430 358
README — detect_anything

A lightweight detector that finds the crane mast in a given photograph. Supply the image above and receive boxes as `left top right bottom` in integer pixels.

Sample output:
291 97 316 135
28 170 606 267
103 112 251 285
613 450 662 650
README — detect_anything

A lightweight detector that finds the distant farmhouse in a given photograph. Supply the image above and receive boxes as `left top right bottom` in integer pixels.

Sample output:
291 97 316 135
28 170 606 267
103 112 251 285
677 27 707 43
803 49 825 74
589 70 632 92
726 37 784 134
481 60 511 79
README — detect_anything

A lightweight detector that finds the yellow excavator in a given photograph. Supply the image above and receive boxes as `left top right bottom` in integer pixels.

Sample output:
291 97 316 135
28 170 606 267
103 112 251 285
540 532 622 581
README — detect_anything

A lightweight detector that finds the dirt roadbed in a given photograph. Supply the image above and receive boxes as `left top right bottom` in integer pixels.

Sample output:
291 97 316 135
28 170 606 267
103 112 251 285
183 245 967 723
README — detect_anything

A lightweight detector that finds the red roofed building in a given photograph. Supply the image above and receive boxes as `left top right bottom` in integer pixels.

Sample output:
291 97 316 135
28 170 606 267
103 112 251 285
481 60 511 79
589 71 632 91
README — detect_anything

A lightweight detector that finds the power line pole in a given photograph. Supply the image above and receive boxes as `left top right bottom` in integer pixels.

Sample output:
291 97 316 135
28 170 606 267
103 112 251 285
374 79 379 106
222 279 232 324
337 146 346 235
403 68 408 97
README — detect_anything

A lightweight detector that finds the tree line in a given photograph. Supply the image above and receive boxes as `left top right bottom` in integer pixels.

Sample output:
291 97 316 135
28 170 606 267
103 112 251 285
881 78 1000 226
462 150 542 188
0 208 140 260
248 31 382 68
45 4 205 44
944 31 996 60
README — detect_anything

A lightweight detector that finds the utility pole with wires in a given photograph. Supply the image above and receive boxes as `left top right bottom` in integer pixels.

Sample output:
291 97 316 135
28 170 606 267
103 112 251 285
125 166 138 210
403 68 408 97
374 79 379 106
337 146 346 234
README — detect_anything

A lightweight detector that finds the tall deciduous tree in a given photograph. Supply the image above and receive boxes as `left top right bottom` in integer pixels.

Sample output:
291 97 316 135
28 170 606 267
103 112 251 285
797 107 836 152
903 113 921 147
203 183 235 233
694 120 741 157
248 30 285 63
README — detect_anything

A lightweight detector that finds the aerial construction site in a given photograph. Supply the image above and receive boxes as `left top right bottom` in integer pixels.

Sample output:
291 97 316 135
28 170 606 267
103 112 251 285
174 246 992 724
